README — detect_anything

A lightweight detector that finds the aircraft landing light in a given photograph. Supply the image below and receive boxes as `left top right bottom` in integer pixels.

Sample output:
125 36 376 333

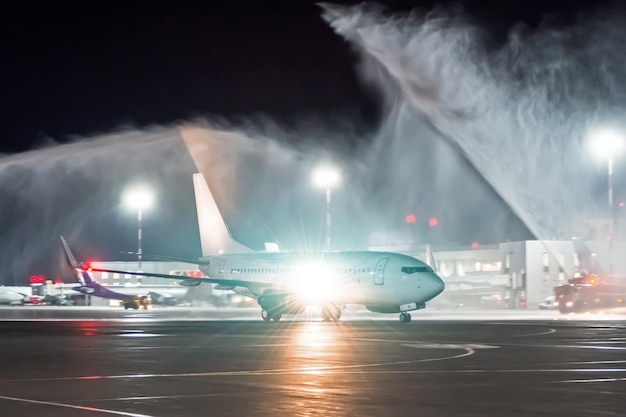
291 263 343 305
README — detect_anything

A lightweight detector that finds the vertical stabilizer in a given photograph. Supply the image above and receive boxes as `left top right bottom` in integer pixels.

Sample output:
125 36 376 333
60 236 94 286
60 236 78 268
193 173 253 256
425 244 438 273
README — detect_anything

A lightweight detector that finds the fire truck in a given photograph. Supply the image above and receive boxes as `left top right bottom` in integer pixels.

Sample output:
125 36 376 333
554 273 626 314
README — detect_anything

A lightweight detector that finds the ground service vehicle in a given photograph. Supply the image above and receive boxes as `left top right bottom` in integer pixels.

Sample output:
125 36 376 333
554 273 626 314
122 296 150 310
538 296 558 310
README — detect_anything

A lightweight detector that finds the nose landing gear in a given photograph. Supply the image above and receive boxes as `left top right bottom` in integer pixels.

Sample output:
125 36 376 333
399 312 412 323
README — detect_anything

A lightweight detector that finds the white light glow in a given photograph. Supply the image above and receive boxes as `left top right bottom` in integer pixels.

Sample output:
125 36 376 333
312 165 341 189
292 263 339 305
123 187 154 211
590 128 625 159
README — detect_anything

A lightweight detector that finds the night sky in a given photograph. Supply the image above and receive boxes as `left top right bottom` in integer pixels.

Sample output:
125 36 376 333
1 0 611 152
0 0 621 284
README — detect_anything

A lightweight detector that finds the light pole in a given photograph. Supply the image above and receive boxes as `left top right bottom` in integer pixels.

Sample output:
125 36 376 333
592 129 624 224
591 128 624 273
123 186 154 270
312 165 340 252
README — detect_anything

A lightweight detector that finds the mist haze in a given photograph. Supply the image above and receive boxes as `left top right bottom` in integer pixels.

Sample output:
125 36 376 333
3 1 625 284
323 2 626 241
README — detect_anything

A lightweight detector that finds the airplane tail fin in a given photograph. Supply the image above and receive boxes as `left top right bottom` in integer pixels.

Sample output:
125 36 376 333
60 236 79 269
193 173 254 256
425 244 439 273
60 236 94 286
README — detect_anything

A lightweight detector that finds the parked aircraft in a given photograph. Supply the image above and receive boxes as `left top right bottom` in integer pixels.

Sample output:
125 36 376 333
61 238 151 310
66 173 445 322
0 287 27 305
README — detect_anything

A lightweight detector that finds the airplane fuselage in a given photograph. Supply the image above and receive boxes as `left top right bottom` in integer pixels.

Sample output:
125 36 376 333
0 289 26 305
201 250 444 313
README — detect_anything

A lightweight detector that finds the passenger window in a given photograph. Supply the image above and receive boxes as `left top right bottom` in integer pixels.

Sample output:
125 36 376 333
401 266 433 274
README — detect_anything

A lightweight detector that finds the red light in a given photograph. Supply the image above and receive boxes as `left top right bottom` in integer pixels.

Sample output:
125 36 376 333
428 217 438 227
187 270 204 278
406 214 416 223
54 279 63 284
29 275 45 284
471 241 479 248
620 202 625 208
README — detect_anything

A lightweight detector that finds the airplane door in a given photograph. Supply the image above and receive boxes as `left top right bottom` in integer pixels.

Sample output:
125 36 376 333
374 258 388 285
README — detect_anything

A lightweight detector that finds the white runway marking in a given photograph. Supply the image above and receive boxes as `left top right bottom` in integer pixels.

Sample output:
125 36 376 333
555 377 626 383
513 328 557 337
0 395 154 417
503 343 626 351
4 349 474 384
568 360 626 365
403 343 499 349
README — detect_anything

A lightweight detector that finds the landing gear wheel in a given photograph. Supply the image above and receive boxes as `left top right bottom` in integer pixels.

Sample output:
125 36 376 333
321 308 331 322
261 310 271 322
399 312 412 323
261 310 282 322
331 306 342 321
321 306 342 322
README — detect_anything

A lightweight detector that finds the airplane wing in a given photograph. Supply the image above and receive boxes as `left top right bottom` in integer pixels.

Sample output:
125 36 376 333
119 251 210 265
63 236 306 297
85 266 266 289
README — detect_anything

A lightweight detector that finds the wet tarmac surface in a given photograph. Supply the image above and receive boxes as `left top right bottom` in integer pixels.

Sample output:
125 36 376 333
1 307 625 416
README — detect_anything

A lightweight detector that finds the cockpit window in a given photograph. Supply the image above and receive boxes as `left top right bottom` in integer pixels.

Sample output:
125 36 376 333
401 266 433 274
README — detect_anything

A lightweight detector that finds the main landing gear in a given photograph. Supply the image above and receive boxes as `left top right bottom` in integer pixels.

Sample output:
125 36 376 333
261 309 282 322
261 306 343 322
399 312 412 323
321 305 341 322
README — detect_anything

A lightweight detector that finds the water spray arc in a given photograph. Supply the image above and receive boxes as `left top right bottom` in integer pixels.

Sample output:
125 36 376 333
323 4 626 252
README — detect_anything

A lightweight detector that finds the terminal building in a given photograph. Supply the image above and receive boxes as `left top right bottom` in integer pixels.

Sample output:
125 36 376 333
378 238 625 309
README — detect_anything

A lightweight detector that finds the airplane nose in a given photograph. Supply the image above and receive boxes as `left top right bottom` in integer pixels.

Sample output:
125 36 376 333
428 273 445 299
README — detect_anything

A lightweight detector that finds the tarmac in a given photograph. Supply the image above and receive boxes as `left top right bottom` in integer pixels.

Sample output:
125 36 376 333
0 306 624 416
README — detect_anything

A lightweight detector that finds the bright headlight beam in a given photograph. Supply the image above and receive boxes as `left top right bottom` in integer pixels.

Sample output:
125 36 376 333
292 263 338 305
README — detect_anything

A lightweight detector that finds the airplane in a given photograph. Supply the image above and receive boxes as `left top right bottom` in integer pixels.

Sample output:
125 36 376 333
65 173 445 322
0 287 28 305
61 238 151 310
